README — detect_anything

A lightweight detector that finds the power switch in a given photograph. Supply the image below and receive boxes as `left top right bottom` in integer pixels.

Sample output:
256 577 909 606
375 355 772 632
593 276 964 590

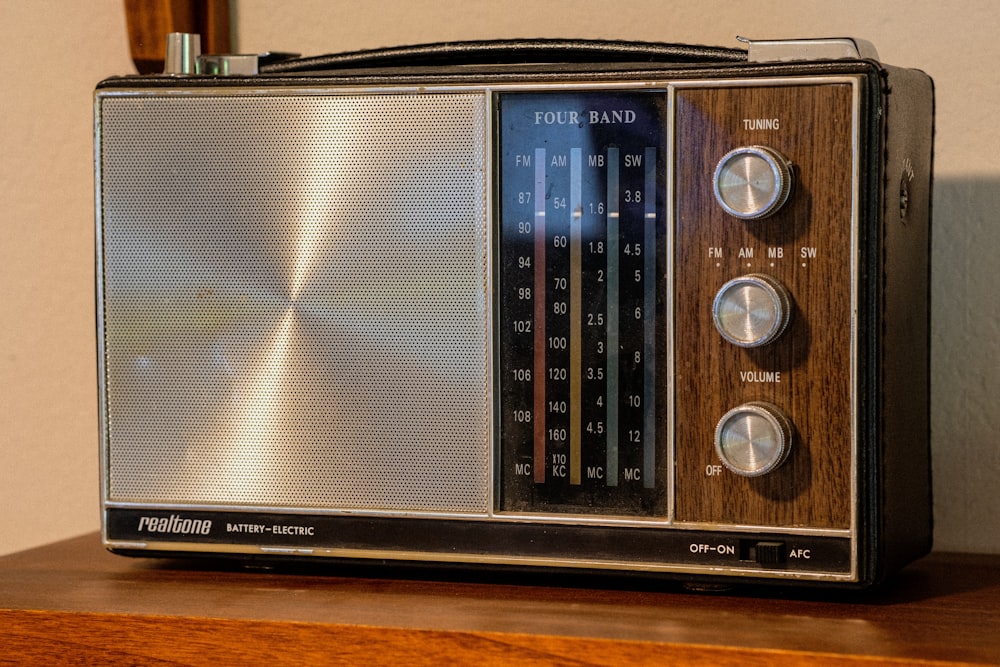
741 540 786 567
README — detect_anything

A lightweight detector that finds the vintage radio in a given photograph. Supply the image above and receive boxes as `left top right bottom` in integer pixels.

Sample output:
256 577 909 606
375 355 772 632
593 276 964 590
94 35 933 588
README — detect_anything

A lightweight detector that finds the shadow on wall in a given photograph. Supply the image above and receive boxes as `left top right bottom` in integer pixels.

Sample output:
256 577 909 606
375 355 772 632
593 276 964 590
930 177 1000 553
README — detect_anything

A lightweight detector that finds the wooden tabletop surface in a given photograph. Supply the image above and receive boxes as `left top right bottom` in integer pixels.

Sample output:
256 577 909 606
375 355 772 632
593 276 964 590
1 533 998 665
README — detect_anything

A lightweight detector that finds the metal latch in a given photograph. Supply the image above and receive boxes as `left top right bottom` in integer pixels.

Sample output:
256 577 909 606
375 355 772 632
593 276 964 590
740 37 880 63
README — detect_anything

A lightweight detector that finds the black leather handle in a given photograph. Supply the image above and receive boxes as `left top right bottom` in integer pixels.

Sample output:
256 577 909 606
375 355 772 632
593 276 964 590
260 38 747 73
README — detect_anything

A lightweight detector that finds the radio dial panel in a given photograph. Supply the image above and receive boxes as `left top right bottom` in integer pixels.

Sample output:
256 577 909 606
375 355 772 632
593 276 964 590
497 91 668 515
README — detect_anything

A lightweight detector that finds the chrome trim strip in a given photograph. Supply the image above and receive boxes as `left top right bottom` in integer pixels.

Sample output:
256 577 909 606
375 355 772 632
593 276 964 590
850 76 861 582
483 89 498 519
104 539 855 582
96 76 864 101
94 91 112 544
103 500 851 537
665 85 678 523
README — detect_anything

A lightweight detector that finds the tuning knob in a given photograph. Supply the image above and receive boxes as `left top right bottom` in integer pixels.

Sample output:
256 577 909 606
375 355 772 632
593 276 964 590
712 274 791 348
714 402 793 477
713 146 793 219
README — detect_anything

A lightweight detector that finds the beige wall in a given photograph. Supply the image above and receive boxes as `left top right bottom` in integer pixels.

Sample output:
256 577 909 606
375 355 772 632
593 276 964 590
2 0 998 556
1 1 133 556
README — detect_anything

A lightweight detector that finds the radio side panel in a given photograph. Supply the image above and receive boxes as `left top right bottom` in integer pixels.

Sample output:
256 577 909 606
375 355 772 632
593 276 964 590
869 63 934 583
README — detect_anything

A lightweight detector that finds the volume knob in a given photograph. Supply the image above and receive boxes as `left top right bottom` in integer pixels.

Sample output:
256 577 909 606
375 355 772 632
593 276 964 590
712 274 791 348
714 402 793 477
713 146 793 219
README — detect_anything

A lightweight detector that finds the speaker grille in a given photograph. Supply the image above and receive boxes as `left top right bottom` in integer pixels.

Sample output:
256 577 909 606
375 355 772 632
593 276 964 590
98 91 489 512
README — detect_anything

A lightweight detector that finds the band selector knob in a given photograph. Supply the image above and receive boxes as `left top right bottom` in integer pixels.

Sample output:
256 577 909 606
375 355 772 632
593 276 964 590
712 274 791 348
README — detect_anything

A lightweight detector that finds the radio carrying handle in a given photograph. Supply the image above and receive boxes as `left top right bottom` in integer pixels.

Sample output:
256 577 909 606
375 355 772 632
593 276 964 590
259 39 748 73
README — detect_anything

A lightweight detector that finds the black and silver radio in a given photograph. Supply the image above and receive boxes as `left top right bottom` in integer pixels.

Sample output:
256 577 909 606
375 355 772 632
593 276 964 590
95 35 934 588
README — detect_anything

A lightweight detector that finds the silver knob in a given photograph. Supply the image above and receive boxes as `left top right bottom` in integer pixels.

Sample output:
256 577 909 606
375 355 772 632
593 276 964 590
714 402 792 477
713 146 793 219
164 33 201 75
712 274 791 347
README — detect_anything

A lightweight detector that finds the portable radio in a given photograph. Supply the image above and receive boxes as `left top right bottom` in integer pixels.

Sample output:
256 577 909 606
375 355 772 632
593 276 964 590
95 35 933 588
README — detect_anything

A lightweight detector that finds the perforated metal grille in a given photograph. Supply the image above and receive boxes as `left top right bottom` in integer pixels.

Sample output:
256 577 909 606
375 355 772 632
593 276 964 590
98 91 489 512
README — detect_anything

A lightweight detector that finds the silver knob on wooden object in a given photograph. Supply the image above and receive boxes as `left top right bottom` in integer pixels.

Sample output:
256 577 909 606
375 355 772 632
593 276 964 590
713 146 793 219
712 274 791 348
714 402 793 477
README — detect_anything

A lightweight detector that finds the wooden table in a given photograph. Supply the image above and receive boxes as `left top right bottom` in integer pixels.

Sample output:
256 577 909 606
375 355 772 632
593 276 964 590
1 533 997 665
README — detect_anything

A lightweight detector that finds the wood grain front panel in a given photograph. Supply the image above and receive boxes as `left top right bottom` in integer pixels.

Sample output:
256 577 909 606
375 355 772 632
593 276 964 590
672 81 857 528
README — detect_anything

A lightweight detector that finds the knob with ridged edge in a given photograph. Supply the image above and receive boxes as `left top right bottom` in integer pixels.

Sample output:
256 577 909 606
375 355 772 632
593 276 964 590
714 402 793 477
712 274 791 348
713 146 793 220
